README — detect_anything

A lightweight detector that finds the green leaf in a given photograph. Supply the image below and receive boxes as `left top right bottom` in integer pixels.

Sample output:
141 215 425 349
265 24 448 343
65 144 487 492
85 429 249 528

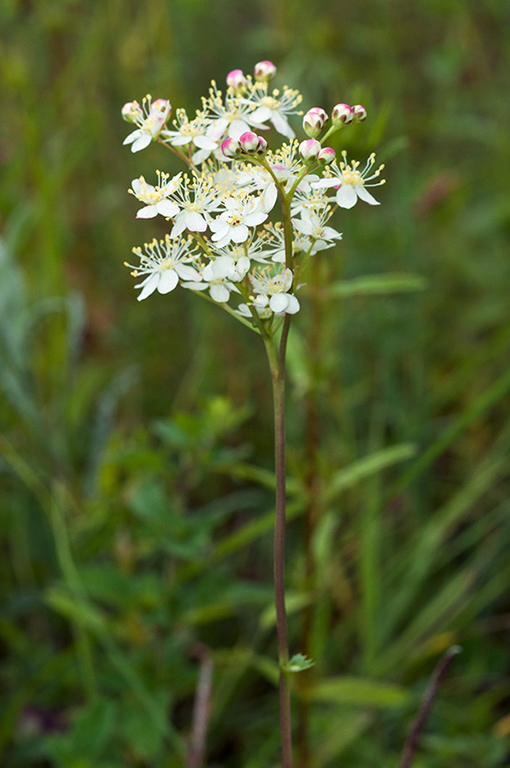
45 586 105 632
68 699 117 758
325 443 416 503
328 273 426 298
283 653 315 673
304 676 410 707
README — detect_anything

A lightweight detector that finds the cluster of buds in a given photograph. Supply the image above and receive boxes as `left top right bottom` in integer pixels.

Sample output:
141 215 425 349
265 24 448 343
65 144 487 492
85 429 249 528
298 139 335 165
304 102 367 138
221 131 268 158
332 102 367 126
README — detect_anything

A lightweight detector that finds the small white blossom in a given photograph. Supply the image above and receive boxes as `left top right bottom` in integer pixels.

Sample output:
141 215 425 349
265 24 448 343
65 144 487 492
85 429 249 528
161 108 218 164
209 193 268 248
170 172 222 237
183 275 239 304
123 97 171 153
292 209 342 250
204 81 263 142
250 267 300 315
313 151 385 209
130 172 182 218
242 86 303 139
125 236 201 301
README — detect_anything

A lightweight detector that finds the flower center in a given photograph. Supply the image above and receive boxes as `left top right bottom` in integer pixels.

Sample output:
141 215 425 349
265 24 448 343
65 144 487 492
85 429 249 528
342 169 363 186
261 96 281 110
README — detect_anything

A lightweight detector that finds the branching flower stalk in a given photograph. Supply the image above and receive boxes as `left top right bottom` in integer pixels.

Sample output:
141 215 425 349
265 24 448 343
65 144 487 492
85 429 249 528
121 61 385 768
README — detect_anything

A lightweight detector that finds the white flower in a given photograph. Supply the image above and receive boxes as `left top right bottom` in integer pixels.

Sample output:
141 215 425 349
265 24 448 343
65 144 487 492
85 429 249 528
160 108 218 164
292 209 342 250
123 97 171 153
183 276 239 304
130 172 182 218
209 193 268 248
204 81 263 143
169 173 222 237
289 177 326 218
313 152 385 209
125 236 201 301
261 223 322 263
235 165 279 212
243 86 303 139
236 302 272 320
250 267 300 315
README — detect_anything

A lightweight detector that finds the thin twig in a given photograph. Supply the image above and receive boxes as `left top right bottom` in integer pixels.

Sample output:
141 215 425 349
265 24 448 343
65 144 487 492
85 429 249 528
187 643 214 768
399 645 461 768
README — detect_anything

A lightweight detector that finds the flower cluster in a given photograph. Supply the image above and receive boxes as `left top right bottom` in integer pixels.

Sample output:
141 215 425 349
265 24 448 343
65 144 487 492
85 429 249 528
122 62 385 327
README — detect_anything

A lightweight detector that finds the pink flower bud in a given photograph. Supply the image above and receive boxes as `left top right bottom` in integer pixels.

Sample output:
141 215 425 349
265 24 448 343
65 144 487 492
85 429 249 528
318 147 336 164
352 104 367 122
256 136 268 155
308 107 329 124
254 60 277 82
332 103 354 125
226 69 247 90
299 138 321 161
221 137 241 158
121 101 142 123
239 131 260 153
303 110 324 138
151 99 171 119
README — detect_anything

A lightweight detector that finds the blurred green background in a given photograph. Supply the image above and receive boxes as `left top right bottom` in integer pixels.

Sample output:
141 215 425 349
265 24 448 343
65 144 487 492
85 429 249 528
1 0 510 766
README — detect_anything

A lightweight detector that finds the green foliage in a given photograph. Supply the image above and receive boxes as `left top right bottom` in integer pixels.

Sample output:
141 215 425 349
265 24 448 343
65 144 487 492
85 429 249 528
2 1 510 766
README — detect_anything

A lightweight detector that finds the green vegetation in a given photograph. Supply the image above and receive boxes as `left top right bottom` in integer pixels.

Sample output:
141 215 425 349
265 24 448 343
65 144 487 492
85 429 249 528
1 1 510 766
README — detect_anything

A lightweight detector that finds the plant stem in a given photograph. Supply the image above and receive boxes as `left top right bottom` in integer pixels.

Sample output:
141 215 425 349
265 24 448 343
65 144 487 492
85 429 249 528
399 646 461 768
265 315 293 768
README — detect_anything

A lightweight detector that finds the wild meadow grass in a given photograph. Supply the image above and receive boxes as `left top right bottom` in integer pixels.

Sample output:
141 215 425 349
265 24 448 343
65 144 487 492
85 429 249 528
1 1 510 766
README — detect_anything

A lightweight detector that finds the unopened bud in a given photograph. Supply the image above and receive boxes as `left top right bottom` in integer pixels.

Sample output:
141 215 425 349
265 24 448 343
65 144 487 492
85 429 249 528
299 138 321 161
308 107 329 124
303 110 324 138
318 147 336 164
332 103 354 125
254 60 277 82
150 99 172 134
226 69 247 91
256 136 268 155
239 131 261 153
352 104 367 122
221 137 241 158
121 101 142 123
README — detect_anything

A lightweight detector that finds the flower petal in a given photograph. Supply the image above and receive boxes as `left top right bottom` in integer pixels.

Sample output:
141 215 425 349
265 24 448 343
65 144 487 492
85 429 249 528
156 200 180 217
131 133 152 153
336 185 358 209
136 273 159 301
136 206 158 219
157 269 179 293
210 284 230 303
355 185 380 205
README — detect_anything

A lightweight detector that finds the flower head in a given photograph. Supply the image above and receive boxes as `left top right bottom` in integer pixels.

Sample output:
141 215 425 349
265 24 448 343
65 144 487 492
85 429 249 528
125 235 201 301
209 191 268 248
122 96 171 152
313 152 385 209
243 86 303 139
250 266 300 315
130 172 182 219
